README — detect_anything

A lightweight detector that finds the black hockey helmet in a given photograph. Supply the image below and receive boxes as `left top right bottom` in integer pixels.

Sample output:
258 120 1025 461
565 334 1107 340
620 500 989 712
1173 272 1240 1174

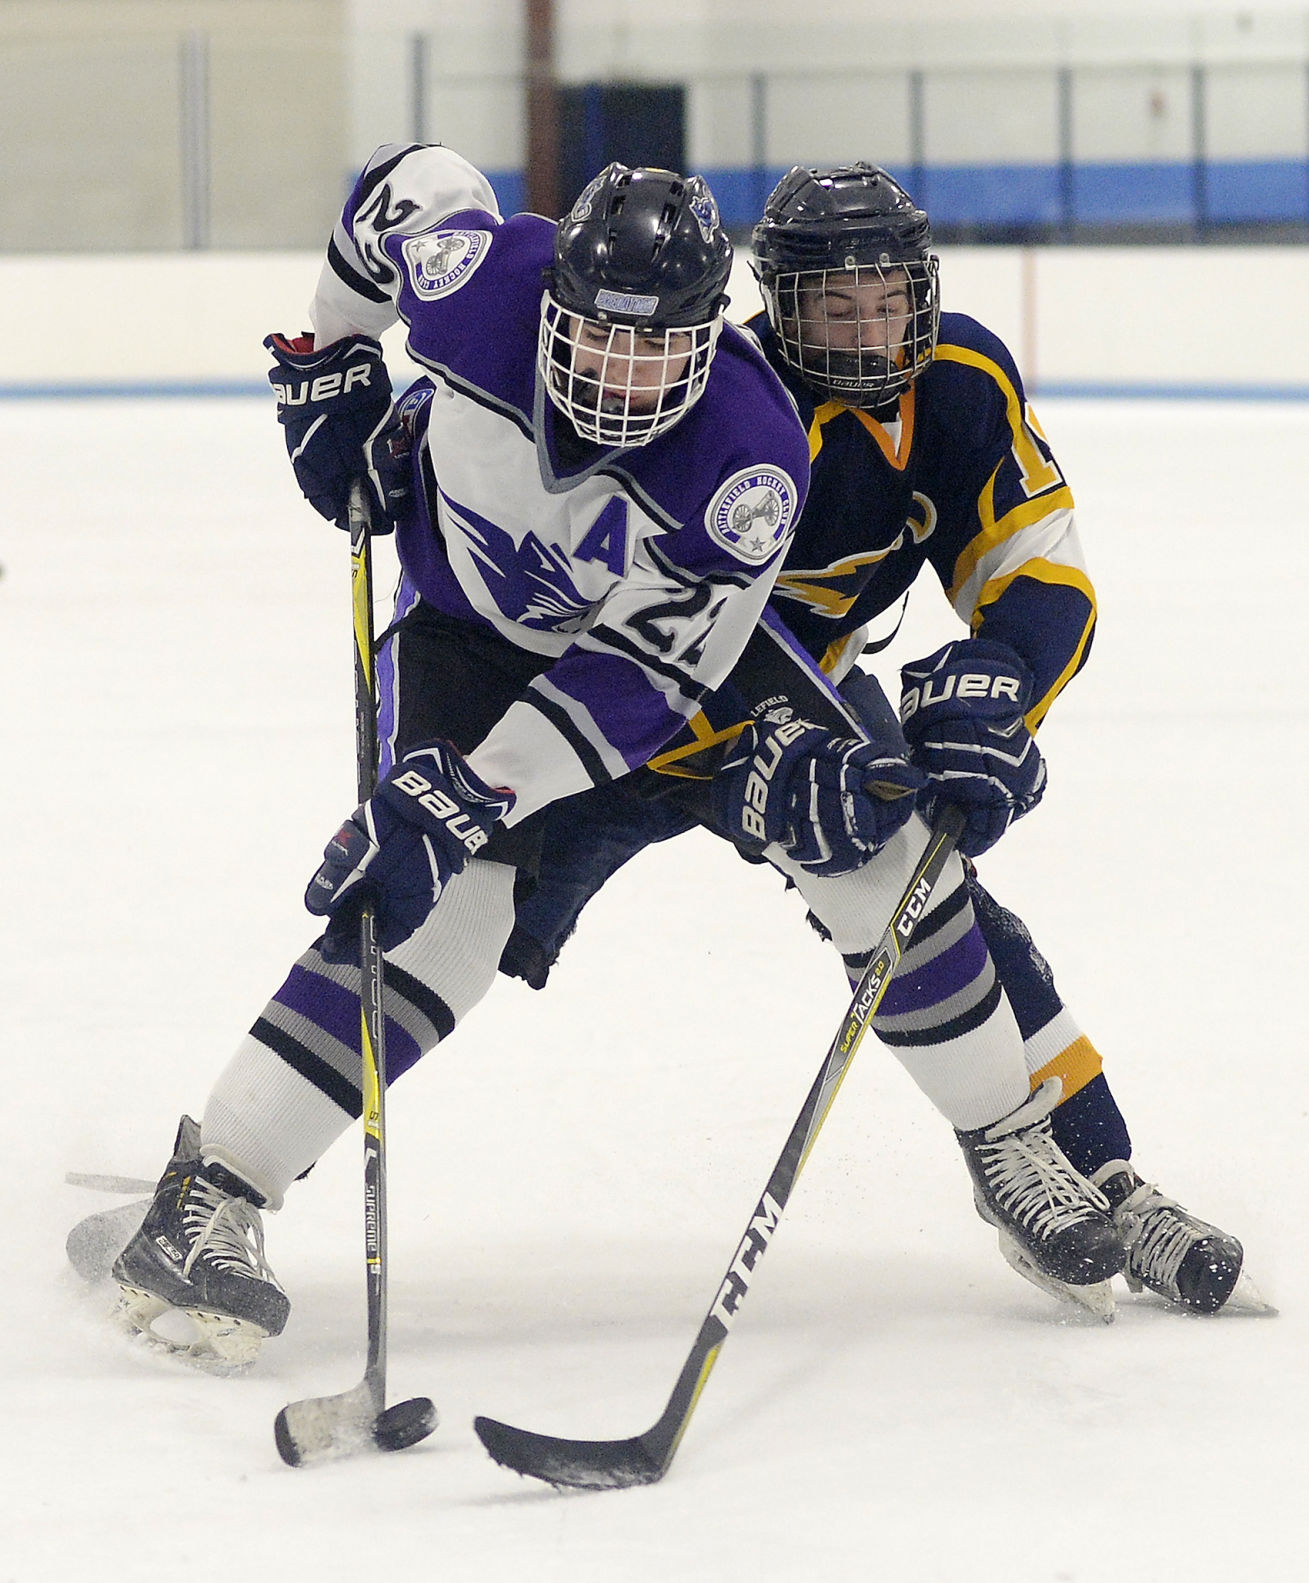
551 163 733 330
539 164 733 447
750 162 940 406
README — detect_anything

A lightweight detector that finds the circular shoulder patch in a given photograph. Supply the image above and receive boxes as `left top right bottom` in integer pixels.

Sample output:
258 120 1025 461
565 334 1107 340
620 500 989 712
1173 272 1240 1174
402 229 492 301
704 467 799 565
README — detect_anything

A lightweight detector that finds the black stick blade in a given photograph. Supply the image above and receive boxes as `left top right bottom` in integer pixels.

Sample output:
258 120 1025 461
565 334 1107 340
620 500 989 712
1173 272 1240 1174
473 1416 666 1491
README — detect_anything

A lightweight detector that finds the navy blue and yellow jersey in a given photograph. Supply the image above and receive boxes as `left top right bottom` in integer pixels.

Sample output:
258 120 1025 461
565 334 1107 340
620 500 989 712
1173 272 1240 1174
646 309 1095 777
761 309 1094 724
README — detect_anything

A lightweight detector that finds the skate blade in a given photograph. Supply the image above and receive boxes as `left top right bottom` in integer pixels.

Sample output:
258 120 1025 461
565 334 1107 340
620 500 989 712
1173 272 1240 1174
995 1228 1117 1322
1222 1271 1278 1317
1123 1267 1279 1318
115 1284 268 1372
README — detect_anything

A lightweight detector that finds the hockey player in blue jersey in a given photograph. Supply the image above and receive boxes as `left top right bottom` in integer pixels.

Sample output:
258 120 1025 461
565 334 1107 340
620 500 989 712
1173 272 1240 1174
111 146 813 1366
500 163 1249 1319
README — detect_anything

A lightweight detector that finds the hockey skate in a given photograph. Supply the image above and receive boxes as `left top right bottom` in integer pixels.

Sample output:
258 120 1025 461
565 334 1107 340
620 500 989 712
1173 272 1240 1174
957 1078 1124 1318
112 1116 289 1370
1091 1161 1273 1316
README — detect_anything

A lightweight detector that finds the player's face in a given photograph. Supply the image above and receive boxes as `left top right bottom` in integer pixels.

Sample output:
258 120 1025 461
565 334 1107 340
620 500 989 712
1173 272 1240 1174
793 268 915 361
568 320 694 415
540 297 722 446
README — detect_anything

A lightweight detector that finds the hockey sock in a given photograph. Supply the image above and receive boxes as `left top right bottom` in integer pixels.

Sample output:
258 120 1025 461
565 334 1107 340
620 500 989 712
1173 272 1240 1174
775 818 1028 1130
201 858 518 1205
1043 1074 1132 1179
966 872 1132 1173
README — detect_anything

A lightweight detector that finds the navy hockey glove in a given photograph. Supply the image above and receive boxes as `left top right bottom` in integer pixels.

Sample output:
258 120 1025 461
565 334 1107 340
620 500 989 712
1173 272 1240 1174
900 638 1047 857
712 717 925 876
265 333 411 532
306 741 515 961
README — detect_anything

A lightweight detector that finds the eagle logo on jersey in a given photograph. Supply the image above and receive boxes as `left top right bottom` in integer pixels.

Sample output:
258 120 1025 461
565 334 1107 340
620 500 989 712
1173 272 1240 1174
705 467 798 566
438 486 593 632
402 229 492 300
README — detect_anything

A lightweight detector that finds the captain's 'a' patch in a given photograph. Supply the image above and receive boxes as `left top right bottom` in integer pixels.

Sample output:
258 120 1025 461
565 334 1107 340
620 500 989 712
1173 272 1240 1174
402 229 492 299
704 466 799 565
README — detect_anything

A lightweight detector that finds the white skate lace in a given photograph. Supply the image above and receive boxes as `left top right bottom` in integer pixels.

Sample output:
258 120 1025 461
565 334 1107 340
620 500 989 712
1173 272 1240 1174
976 1083 1110 1236
181 1176 279 1285
1114 1181 1197 1293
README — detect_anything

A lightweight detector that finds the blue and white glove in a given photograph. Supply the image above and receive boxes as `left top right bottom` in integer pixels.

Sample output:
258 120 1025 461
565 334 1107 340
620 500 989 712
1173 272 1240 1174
712 717 925 876
900 638 1047 858
265 333 411 532
306 741 515 962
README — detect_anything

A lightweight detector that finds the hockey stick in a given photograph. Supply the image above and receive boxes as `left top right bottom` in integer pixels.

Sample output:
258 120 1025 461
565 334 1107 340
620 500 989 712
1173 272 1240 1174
66 1200 151 1282
62 1175 153 1282
274 481 437 1467
474 804 967 1489
65 1171 155 1194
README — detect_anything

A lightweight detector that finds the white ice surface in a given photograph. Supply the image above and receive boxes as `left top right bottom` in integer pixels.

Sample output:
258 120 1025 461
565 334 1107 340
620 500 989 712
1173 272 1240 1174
1 397 1305 1580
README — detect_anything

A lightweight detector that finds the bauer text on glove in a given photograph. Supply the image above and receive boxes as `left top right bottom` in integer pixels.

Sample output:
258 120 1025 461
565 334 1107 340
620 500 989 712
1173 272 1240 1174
305 741 515 961
266 332 411 532
712 717 925 875
900 639 1047 858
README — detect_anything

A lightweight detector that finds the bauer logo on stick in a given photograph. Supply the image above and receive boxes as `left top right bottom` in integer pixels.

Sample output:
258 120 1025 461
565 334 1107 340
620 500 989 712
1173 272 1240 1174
402 229 492 300
705 466 798 565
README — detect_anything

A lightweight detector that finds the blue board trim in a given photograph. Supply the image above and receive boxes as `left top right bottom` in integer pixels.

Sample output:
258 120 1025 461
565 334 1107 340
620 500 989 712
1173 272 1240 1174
512 156 1309 231
0 382 269 399
4 380 1307 403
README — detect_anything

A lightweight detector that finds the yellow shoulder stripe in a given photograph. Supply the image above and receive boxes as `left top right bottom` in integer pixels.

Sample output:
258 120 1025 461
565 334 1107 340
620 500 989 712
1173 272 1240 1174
948 475 1078 606
934 342 1077 603
934 341 1061 494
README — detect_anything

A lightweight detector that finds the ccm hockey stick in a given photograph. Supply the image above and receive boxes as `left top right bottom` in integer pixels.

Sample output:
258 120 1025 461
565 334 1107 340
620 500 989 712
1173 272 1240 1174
274 481 437 1466
475 804 967 1489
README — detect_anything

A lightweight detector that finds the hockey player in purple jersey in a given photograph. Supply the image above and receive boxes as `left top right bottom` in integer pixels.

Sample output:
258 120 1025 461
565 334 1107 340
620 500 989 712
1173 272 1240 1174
111 145 810 1367
502 163 1252 1319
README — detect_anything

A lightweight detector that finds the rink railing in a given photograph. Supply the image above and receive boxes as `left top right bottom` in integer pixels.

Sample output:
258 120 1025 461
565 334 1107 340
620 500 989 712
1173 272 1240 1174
3 247 1308 402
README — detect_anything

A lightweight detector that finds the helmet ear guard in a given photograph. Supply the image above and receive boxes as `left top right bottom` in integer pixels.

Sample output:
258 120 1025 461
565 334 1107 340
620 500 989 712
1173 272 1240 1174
750 163 941 407
540 164 732 447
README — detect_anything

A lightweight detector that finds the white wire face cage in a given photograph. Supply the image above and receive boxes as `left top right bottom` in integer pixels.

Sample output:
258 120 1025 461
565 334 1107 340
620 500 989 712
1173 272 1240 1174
537 294 723 448
766 257 940 407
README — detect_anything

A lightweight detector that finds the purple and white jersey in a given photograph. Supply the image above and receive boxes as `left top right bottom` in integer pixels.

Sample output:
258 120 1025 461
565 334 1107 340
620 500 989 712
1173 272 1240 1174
309 143 809 823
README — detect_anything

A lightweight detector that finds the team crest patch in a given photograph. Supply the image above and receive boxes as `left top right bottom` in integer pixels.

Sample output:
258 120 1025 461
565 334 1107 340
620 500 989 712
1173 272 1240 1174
705 467 798 565
403 229 491 300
